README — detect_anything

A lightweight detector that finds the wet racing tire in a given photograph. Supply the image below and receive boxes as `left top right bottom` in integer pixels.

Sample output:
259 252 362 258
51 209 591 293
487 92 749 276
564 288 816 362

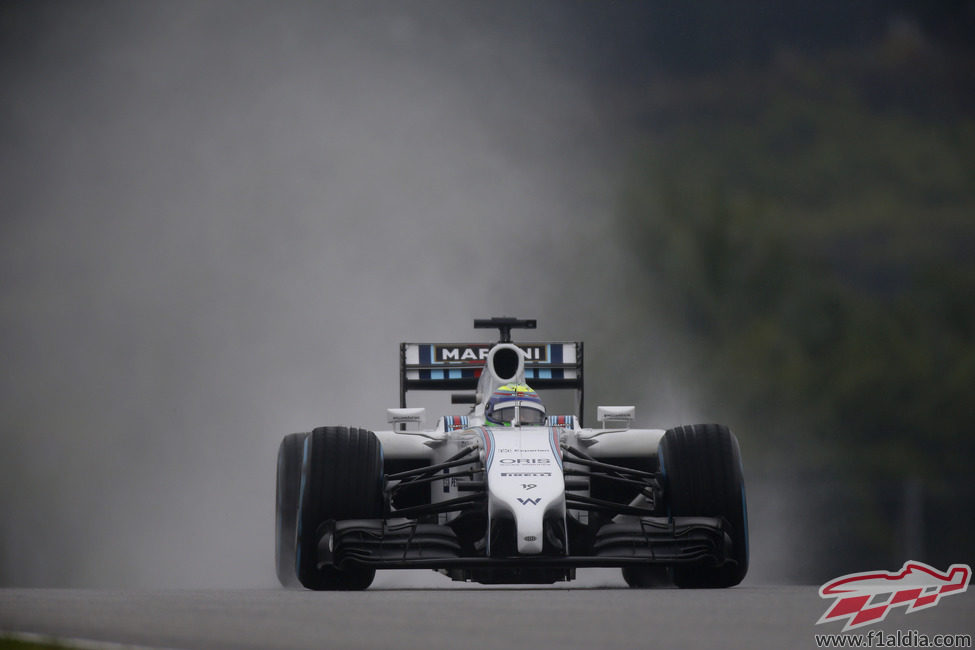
659 423 748 588
622 565 672 588
295 426 384 590
275 432 307 587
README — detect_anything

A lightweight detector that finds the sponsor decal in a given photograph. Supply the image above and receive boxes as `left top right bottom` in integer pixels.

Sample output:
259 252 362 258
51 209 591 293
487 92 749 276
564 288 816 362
433 344 549 363
498 448 549 453
391 412 423 423
499 458 551 465
500 472 551 477
817 561 971 632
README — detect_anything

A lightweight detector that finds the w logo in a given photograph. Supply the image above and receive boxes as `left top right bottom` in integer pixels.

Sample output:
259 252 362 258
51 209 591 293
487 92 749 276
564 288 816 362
517 498 541 506
818 561 971 631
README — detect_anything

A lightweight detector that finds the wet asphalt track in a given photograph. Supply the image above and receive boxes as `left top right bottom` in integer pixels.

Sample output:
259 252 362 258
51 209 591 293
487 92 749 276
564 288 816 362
1 579 972 650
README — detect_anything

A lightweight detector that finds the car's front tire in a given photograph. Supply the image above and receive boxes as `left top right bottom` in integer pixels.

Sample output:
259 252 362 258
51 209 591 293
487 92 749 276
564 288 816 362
659 423 748 588
275 432 307 587
295 426 384 590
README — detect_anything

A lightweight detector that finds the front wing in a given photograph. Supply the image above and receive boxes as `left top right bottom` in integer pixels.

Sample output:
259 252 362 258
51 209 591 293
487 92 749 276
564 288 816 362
314 515 732 571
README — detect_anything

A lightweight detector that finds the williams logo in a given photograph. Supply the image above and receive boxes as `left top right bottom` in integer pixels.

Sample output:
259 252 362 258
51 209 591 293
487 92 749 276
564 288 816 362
433 344 548 363
817 561 971 631
517 498 542 506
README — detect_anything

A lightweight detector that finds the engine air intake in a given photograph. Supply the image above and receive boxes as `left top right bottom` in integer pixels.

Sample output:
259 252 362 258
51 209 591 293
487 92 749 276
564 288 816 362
490 346 521 381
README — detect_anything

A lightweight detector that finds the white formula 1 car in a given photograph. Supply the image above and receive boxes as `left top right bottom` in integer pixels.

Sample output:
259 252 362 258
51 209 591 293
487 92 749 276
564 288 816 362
275 318 748 589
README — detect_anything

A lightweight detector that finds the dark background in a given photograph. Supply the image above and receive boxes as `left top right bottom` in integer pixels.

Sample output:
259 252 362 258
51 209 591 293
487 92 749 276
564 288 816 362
2 1 973 587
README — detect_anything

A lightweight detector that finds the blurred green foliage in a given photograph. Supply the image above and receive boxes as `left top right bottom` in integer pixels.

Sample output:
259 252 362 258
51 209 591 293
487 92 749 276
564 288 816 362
617 33 974 571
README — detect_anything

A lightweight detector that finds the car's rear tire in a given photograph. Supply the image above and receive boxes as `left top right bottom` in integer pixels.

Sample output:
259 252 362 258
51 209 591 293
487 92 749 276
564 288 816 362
622 565 672 588
275 432 306 587
295 426 384 590
659 423 748 588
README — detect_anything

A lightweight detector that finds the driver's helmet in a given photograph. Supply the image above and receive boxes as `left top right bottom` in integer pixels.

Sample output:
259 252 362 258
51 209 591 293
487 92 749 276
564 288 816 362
485 383 546 426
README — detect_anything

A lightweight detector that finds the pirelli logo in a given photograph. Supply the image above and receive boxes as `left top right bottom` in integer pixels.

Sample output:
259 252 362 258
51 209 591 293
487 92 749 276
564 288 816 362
433 344 548 363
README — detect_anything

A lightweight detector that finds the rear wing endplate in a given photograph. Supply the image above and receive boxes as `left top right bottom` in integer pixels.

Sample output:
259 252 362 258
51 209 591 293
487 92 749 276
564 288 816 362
399 341 584 423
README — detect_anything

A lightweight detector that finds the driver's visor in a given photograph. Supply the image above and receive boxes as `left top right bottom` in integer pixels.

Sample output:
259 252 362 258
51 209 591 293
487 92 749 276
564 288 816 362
489 401 546 426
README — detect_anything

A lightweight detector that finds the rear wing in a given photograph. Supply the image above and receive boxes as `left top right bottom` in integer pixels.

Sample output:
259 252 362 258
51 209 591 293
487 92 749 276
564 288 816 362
399 341 584 422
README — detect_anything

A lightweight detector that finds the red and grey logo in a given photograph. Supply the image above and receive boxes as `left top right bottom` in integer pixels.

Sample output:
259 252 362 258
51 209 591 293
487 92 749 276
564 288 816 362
817 561 971 631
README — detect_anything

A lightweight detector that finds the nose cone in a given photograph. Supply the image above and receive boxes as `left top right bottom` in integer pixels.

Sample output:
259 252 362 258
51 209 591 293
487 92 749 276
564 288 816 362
482 426 565 555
